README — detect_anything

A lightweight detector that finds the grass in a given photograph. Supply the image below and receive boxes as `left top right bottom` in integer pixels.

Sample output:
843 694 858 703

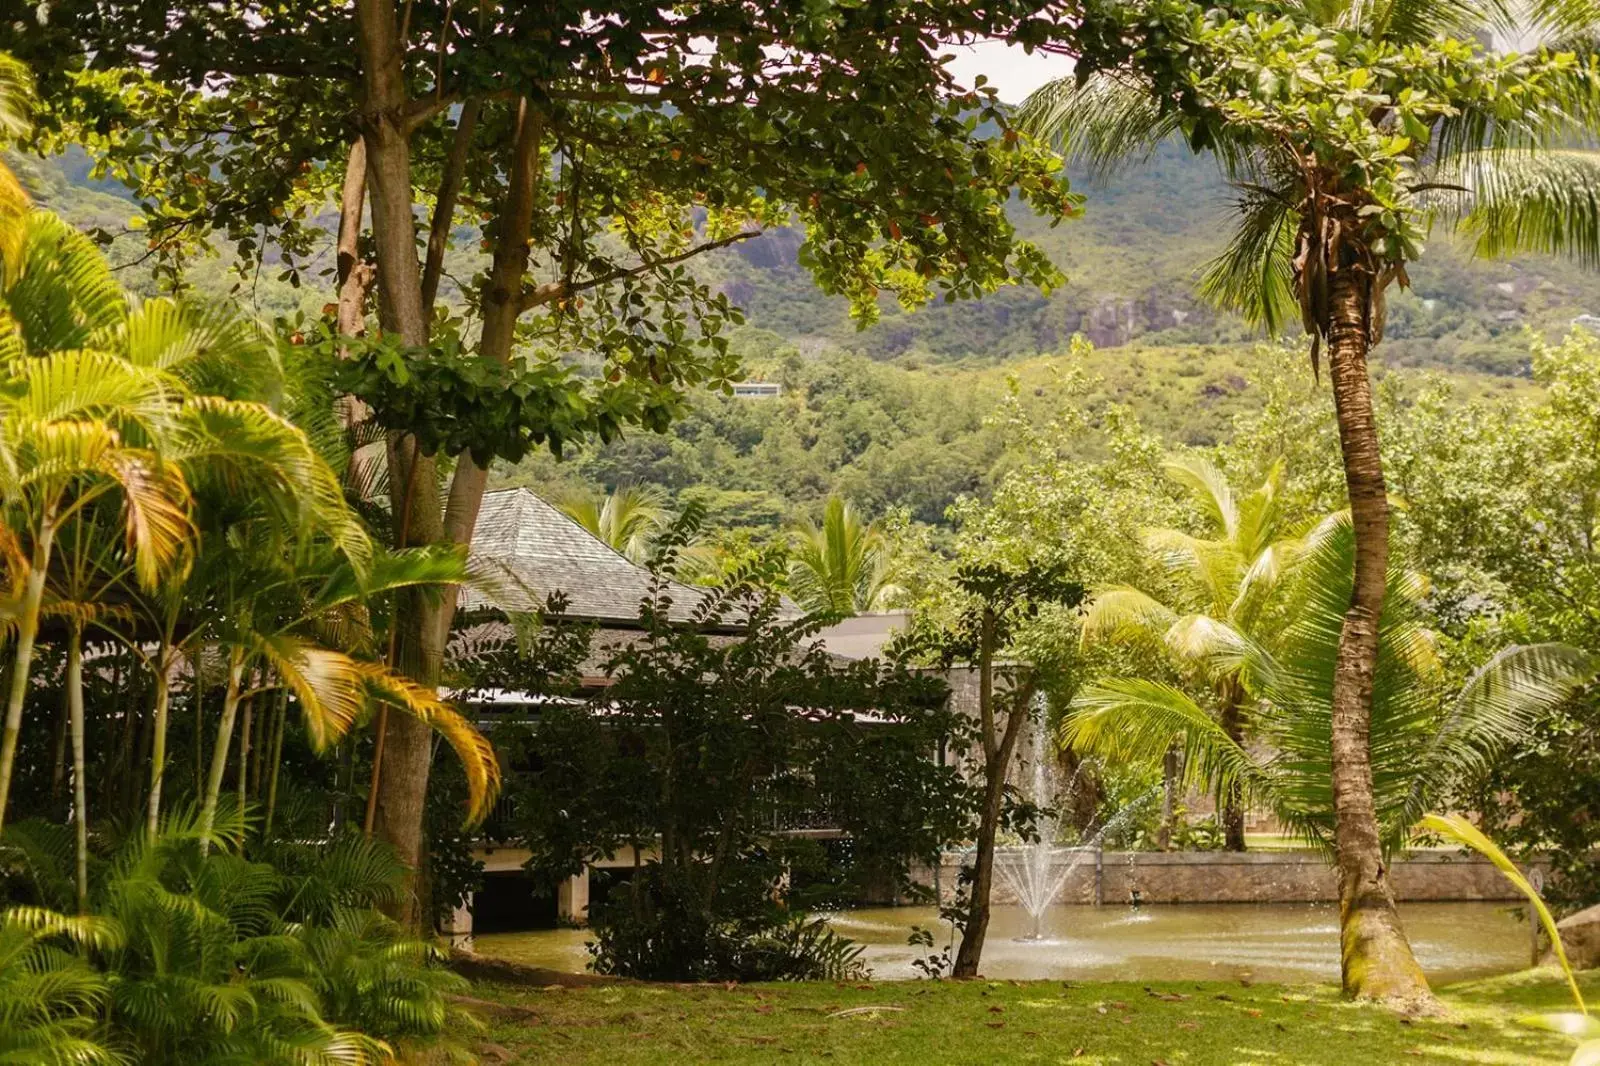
470 968 1600 1065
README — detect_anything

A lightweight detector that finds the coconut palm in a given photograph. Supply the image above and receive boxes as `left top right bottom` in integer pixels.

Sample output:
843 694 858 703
1080 456 1309 850
1021 2 1600 1001
1066 514 1597 853
559 484 670 563
786 495 905 616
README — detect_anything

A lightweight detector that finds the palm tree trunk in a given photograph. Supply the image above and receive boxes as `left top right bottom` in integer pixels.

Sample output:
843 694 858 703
66 621 88 913
236 696 252 817
1220 691 1247 852
0 527 53 831
145 643 178 837
199 646 246 853
263 688 288 838
49 692 68 808
1158 744 1179 851
1325 262 1433 1007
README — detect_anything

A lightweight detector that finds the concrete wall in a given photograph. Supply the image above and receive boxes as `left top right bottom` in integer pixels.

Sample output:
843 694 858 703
925 849 1546 906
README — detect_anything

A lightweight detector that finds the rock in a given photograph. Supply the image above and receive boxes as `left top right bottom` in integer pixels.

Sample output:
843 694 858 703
1556 903 1600 969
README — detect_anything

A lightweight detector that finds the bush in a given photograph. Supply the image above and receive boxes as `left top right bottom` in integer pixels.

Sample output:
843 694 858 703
588 870 866 982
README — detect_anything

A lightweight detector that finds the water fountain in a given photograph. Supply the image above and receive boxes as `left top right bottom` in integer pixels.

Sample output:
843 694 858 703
992 707 1159 940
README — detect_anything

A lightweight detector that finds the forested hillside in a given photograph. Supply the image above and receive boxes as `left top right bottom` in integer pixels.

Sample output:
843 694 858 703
16 142 1581 532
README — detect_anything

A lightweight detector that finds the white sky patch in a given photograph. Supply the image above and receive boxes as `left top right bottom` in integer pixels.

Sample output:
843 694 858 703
939 39 1072 107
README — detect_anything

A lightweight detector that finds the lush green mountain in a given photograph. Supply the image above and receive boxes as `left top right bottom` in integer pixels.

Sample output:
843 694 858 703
497 329 1529 536
14 141 1574 534
703 141 1598 376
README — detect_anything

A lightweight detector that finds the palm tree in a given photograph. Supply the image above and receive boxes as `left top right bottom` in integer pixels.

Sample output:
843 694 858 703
1066 513 1596 853
189 532 500 848
0 213 193 833
1021 4 1600 1002
1081 456 1308 850
558 484 670 563
786 495 905 616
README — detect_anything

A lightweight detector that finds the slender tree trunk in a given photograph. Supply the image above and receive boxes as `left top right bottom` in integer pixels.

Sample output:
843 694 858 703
953 690 1032 978
199 647 246 853
0 526 53 831
49 689 68 808
264 688 288 837
1220 692 1247 852
237 696 252 818
192 645 206 795
953 609 1033 979
145 645 178 837
67 623 88 913
1158 744 1179 851
1325 262 1433 1008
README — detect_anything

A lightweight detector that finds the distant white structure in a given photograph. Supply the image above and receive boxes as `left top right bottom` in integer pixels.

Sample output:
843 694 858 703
1573 314 1600 333
732 381 782 398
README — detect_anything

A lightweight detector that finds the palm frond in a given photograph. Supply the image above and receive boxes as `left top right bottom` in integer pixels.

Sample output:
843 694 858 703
1017 74 1181 178
1432 149 1600 268
1394 644 1596 831
1078 586 1178 647
1198 187 1300 336
1063 678 1261 799
353 663 501 826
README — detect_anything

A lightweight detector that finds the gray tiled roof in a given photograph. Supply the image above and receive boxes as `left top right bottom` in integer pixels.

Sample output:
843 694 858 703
461 488 718 626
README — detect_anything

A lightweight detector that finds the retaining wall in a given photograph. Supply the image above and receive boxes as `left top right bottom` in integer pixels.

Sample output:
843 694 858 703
925 849 1546 905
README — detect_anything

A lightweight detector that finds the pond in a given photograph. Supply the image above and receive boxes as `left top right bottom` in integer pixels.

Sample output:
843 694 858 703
470 901 1534 985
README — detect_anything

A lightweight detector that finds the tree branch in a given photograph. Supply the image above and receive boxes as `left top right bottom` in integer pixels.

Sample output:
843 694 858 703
421 100 480 315
518 229 762 311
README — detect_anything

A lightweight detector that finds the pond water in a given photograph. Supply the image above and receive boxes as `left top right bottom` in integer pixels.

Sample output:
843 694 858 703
470 902 1534 985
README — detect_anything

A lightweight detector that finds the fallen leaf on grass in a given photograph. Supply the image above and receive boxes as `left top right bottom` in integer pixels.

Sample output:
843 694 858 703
1177 1021 1200 1031
988 1006 1004 1014
1244 1009 1263 1018
987 1022 1006 1030
827 1005 907 1019
1072 1049 1084 1058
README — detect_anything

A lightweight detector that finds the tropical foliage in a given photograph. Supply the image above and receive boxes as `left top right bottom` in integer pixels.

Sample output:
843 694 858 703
1079 456 1313 849
557 485 671 564
1 811 471 1065
1068 514 1597 850
786 495 906 616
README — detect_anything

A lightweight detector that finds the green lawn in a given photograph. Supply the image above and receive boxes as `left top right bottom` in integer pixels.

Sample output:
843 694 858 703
468 968 1598 1065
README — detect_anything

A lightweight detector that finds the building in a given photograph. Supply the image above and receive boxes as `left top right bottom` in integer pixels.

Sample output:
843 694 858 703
452 488 811 939
730 381 782 398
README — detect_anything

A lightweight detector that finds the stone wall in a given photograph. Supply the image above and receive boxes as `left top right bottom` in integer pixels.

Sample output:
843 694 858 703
923 849 1545 906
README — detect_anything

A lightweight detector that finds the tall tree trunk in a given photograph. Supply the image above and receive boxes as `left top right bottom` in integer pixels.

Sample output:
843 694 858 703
0 525 53 831
355 0 446 928
1325 261 1432 1008
67 622 88 913
49 689 68 809
199 647 246 853
1220 690 1247 852
237 696 252 819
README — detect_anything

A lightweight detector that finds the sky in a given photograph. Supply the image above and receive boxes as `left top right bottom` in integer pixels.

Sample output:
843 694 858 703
941 39 1071 105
